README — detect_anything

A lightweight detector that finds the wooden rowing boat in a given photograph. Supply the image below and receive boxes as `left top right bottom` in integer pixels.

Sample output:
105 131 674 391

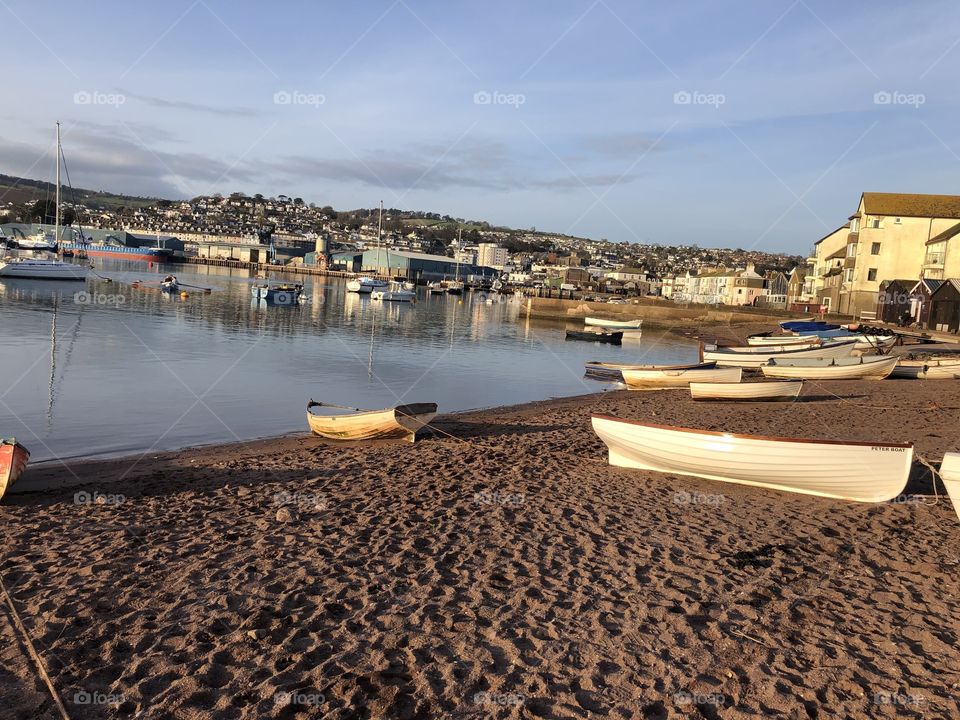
584 317 642 329
704 339 857 368
689 380 803 402
760 355 898 380
0 439 29 500
584 360 716 381
306 400 437 443
621 366 741 389
747 335 819 346
940 453 960 523
590 416 913 502
890 357 960 379
566 330 623 344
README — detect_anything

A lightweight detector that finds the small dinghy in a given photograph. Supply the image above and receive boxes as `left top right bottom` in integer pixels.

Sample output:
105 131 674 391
760 355 898 380
584 360 716 381
584 317 643 329
590 416 913 502
0 439 29 501
252 283 304 305
621 366 741 389
566 330 623 344
747 334 819 347
306 400 437 443
690 380 803 402
891 357 960 379
704 339 857 368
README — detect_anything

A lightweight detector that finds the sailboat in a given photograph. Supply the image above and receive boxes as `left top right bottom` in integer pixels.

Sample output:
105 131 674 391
0 122 88 281
444 228 465 295
368 200 415 302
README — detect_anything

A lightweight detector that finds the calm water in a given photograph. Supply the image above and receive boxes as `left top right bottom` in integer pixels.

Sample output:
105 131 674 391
0 259 699 462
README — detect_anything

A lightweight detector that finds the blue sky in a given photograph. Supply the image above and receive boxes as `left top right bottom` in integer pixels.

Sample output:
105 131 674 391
2 0 959 253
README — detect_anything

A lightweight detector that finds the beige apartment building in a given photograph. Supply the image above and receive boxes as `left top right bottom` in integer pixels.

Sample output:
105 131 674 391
804 193 960 316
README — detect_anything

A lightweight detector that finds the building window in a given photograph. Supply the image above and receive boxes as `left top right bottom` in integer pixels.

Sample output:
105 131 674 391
847 243 857 257
867 268 878 281
871 242 881 255
894 217 901 224
844 269 854 283
870 218 881 229
850 218 859 232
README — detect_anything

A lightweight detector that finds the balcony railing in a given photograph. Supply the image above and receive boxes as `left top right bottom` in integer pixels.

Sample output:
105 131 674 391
923 252 945 266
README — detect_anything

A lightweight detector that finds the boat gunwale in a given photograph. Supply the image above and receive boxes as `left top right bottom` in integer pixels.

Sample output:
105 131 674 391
707 338 857 357
591 414 914 449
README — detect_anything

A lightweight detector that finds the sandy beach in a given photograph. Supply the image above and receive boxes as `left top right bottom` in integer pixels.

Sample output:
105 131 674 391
2 378 959 719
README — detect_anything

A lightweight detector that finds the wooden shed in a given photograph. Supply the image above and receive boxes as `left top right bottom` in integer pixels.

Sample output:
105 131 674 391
908 278 944 328
876 279 915 324
929 279 960 334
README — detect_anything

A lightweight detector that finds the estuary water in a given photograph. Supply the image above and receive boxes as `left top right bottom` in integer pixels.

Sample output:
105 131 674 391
0 259 699 462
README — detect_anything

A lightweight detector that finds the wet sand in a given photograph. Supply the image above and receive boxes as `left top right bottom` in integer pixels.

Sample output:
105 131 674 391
2 379 959 719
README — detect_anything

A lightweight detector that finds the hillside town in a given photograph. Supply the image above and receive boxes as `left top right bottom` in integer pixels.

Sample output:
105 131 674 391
2 183 959 332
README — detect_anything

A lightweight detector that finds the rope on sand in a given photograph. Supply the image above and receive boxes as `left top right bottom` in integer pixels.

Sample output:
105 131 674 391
0 574 71 720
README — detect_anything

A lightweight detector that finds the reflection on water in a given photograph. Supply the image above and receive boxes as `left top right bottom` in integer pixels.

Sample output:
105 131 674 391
0 260 699 461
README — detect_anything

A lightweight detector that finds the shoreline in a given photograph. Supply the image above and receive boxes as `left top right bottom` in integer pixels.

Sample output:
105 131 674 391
2 381 959 718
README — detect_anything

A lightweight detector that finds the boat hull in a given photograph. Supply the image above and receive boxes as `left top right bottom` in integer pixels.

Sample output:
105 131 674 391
621 366 741 388
891 358 960 379
0 260 88 280
747 335 819 346
940 453 960 522
591 416 913 502
307 402 437 443
0 440 30 500
584 361 715 381
760 356 898 380
60 243 172 262
705 340 857 368
690 380 802 401
566 330 623 343
584 317 643 329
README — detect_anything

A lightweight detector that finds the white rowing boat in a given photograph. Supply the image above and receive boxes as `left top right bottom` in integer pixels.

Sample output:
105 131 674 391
584 360 715 381
621 366 741 389
747 335 820 347
940 453 960 523
891 357 960 379
689 380 803 402
584 316 643 329
704 339 857 368
306 400 437 443
760 355 898 380
591 416 913 502
712 341 820 354
852 335 896 352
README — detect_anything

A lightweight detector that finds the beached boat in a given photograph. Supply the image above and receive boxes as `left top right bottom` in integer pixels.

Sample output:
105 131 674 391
590 416 913 502
891 357 960 379
566 330 623 344
704 339 857 368
690 380 803 402
852 335 896 352
584 360 716 381
940 453 960 523
746 334 819 347
621 366 741 389
584 317 643 329
306 400 437 443
760 355 898 380
0 438 29 500
711 341 820 354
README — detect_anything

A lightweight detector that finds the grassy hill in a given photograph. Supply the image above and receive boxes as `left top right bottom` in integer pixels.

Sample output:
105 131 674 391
0 174 161 210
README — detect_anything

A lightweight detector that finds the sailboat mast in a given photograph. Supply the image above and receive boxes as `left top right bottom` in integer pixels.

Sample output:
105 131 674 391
455 227 462 281
54 122 61 247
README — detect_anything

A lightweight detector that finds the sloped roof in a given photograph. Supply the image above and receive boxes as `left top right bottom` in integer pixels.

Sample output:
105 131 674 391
926 221 960 245
911 278 944 294
827 247 847 260
930 278 960 297
862 193 960 219
814 223 850 245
